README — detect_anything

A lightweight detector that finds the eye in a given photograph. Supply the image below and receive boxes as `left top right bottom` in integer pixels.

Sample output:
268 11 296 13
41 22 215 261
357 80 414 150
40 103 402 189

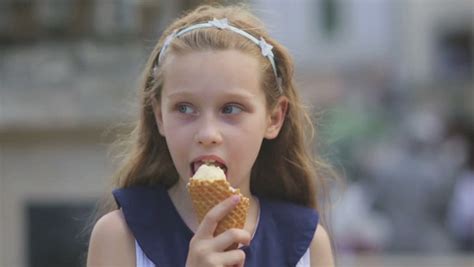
176 103 196 114
222 104 243 115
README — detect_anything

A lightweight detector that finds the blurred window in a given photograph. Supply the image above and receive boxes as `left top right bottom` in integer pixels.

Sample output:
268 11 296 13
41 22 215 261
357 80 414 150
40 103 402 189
0 0 162 43
436 28 473 80
27 202 94 267
320 0 341 38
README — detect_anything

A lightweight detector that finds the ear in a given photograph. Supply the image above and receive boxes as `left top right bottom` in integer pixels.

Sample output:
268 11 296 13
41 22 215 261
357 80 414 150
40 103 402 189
265 96 288 139
151 98 165 136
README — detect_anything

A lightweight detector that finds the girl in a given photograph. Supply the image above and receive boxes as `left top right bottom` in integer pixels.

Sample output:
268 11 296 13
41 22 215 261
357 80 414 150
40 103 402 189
87 4 335 267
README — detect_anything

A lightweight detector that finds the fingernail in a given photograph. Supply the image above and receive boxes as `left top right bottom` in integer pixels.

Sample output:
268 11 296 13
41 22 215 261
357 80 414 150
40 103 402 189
231 195 240 204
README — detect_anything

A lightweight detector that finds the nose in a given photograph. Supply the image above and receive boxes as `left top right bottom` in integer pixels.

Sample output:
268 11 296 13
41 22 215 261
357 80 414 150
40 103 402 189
194 116 223 146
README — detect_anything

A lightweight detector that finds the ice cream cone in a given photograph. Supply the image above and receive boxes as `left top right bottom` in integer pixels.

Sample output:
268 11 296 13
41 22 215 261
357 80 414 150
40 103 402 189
187 165 250 249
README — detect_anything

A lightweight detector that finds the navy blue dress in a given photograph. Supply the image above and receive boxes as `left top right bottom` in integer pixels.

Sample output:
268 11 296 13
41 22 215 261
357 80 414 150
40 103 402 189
113 185 318 267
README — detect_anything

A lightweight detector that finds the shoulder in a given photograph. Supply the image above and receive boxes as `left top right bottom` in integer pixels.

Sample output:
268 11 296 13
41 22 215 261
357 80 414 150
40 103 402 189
87 210 136 267
261 198 320 263
263 198 319 221
309 224 335 267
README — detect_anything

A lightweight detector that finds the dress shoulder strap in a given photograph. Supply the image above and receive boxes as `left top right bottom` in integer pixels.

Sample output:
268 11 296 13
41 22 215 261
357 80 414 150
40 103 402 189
113 185 193 266
135 240 156 267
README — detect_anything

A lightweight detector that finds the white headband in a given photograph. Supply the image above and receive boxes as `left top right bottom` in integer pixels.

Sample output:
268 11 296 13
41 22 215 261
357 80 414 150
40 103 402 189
157 18 282 93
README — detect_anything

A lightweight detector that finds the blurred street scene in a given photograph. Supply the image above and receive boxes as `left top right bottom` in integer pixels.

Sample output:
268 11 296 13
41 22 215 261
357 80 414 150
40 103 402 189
0 0 473 266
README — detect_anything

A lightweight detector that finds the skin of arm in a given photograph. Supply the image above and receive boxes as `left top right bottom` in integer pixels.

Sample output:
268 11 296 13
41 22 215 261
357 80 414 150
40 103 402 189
310 224 335 267
87 210 136 267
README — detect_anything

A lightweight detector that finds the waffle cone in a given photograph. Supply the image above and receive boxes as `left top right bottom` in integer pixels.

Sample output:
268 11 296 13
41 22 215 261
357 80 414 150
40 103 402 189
187 178 250 239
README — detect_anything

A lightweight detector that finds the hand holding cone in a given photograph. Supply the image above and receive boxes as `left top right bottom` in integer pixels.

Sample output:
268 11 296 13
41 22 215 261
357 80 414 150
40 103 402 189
187 165 250 249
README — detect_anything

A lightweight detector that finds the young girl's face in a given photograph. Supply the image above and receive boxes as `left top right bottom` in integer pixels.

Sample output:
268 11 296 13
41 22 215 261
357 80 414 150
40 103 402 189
154 50 281 195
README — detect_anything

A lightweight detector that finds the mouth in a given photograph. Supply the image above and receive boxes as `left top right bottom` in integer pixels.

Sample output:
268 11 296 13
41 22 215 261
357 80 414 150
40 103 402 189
191 156 228 176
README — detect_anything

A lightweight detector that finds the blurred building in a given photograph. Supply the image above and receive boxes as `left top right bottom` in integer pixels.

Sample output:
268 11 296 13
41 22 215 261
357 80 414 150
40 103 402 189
0 1 206 266
0 0 473 266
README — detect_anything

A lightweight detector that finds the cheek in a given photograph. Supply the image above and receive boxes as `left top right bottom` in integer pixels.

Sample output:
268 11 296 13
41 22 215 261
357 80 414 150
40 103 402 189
161 118 192 166
228 124 265 166
161 113 193 139
166 131 190 150
164 135 192 179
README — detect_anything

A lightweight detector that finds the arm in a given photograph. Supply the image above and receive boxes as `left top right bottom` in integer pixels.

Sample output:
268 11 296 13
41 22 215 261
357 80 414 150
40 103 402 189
87 210 136 267
310 224 335 267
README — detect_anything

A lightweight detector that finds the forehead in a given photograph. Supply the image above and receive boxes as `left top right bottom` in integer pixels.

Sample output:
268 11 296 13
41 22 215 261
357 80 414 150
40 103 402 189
162 50 262 96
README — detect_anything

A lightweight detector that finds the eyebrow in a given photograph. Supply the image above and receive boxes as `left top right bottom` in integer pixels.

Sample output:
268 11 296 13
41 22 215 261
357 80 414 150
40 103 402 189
165 89 257 101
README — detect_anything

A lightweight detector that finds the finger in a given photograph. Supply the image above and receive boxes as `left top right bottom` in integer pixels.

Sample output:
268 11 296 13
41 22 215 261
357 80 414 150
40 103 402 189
211 228 251 251
195 195 241 238
219 249 246 266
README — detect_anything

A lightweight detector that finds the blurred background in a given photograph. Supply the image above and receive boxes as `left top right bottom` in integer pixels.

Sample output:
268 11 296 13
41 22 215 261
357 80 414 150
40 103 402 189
0 0 473 266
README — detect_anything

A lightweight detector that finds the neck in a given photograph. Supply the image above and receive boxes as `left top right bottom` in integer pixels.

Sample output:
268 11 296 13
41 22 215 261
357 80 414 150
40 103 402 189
167 179 199 231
